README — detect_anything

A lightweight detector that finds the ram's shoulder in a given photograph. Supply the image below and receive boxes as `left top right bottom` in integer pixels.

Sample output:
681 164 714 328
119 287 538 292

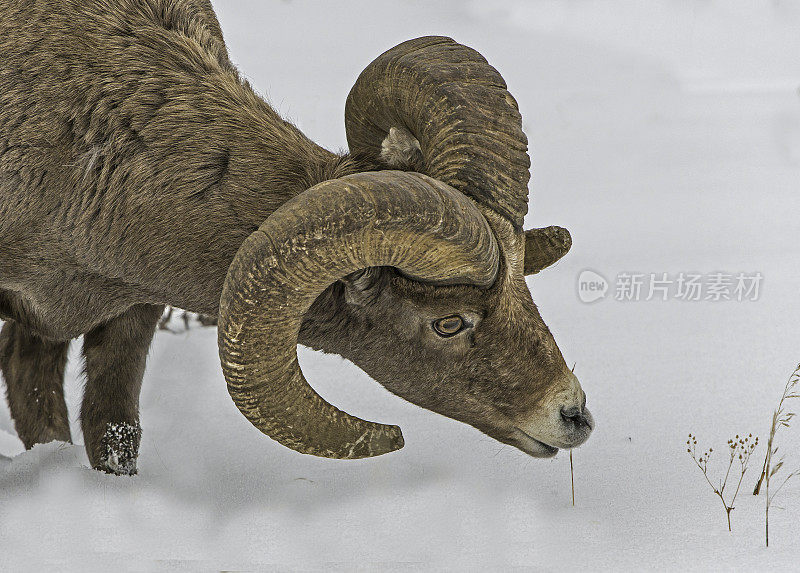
181 0 226 47
136 0 231 67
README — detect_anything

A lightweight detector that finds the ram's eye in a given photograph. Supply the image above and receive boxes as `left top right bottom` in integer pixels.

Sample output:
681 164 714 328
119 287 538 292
432 315 464 337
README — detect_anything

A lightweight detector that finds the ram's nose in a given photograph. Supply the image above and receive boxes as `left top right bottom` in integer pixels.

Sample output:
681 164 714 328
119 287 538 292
555 399 594 448
560 405 594 431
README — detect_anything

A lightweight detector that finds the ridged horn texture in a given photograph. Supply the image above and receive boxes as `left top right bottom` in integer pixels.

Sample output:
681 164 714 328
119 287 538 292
523 226 572 275
345 36 531 229
218 171 499 458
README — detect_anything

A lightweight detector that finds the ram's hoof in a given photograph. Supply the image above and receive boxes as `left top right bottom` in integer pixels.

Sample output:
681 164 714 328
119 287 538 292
97 421 141 476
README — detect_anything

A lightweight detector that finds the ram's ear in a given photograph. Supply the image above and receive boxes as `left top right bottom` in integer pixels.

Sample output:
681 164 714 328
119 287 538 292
380 126 424 170
342 267 385 307
523 226 572 275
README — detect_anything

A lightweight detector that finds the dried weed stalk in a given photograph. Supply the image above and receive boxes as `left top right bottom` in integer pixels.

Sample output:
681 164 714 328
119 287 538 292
158 306 217 332
687 432 758 531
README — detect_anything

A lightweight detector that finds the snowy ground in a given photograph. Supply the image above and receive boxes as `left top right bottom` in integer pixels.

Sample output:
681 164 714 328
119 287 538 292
2 1 800 570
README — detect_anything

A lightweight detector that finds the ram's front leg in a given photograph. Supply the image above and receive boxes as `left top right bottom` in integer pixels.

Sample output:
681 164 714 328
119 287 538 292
81 304 163 475
0 321 71 448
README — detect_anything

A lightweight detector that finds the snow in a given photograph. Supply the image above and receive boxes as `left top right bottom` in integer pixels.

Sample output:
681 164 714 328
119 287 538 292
2 0 799 570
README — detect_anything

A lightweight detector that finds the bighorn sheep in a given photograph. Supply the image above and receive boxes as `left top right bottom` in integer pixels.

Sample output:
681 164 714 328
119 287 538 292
0 0 593 474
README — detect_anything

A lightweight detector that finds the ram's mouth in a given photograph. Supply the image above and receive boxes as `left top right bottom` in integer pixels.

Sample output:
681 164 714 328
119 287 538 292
513 427 559 458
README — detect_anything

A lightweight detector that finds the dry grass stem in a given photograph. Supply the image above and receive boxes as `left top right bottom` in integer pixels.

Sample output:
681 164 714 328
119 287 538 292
570 450 575 507
755 363 800 547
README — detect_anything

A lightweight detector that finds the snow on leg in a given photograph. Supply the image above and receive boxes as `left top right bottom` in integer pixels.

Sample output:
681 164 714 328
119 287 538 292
0 321 71 448
80 304 163 475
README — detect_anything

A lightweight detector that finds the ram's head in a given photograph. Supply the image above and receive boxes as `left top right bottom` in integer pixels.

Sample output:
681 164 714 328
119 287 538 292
218 37 593 459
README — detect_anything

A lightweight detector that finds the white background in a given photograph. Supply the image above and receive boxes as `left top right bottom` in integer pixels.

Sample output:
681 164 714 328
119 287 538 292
1 1 799 570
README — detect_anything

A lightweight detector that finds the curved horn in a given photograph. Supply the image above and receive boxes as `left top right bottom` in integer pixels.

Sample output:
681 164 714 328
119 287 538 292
345 36 531 229
524 226 572 275
218 171 499 459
